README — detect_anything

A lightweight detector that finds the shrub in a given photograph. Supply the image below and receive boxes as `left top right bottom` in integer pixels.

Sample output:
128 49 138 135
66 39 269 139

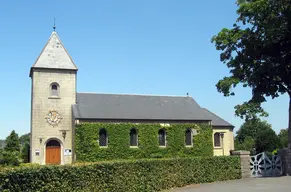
0 156 240 192
75 123 213 161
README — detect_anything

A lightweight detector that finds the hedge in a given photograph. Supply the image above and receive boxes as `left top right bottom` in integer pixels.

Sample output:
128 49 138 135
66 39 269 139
75 123 213 161
0 156 241 192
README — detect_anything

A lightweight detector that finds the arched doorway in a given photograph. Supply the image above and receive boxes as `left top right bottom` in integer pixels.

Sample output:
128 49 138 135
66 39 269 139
46 140 61 165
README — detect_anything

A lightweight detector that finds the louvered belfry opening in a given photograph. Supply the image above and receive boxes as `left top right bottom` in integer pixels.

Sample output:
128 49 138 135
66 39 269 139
130 128 138 146
99 129 108 146
185 129 192 146
158 129 166 146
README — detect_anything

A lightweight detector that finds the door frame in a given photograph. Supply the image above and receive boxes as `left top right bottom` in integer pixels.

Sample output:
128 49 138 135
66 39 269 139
44 138 63 165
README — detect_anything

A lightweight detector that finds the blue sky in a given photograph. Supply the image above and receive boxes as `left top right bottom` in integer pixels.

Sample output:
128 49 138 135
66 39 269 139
0 0 288 139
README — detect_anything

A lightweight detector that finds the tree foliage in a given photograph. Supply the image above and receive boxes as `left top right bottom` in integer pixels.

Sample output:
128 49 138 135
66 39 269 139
236 119 271 141
0 151 21 166
278 129 288 148
0 140 5 149
234 136 255 154
19 133 30 146
211 0 291 148
235 119 279 153
19 133 30 163
4 130 20 153
1 131 22 166
255 127 279 153
21 143 30 163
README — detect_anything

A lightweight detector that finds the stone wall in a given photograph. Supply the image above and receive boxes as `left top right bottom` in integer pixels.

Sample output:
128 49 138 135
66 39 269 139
30 69 76 165
231 150 250 178
278 148 291 176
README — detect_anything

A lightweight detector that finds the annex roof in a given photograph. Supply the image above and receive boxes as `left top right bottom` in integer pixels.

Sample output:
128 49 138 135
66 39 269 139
201 108 234 127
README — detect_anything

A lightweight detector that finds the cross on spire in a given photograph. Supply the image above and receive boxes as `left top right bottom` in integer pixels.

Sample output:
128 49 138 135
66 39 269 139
53 18 56 31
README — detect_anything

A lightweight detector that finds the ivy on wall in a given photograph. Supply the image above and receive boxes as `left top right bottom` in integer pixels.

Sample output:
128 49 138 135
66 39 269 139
75 123 213 161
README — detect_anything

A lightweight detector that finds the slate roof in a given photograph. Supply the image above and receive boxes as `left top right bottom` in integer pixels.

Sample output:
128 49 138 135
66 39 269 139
201 108 234 127
31 32 78 73
73 93 212 121
73 93 234 127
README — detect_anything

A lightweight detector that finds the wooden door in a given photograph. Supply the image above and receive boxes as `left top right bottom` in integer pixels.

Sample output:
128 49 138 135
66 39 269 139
46 146 61 164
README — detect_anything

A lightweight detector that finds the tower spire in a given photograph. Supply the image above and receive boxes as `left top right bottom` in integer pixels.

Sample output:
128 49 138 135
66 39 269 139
53 18 56 31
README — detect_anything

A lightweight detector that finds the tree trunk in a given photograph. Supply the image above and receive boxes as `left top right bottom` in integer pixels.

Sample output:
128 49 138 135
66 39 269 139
289 96 291 149
287 95 291 176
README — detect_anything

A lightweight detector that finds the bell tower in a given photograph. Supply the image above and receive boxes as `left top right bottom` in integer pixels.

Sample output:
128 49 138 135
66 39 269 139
30 31 78 164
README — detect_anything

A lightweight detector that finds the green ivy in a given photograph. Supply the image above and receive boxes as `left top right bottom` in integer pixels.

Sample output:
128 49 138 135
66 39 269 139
0 156 241 192
75 123 213 161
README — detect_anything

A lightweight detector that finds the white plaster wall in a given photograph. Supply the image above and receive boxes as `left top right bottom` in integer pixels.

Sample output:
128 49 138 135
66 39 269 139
213 127 234 156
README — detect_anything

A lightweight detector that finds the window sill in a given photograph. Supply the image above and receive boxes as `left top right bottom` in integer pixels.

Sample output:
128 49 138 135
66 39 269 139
214 146 222 149
159 146 167 148
185 145 193 148
48 96 61 99
130 146 139 149
99 146 108 149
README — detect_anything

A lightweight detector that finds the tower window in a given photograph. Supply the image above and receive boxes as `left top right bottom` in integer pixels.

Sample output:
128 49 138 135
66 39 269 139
50 83 60 97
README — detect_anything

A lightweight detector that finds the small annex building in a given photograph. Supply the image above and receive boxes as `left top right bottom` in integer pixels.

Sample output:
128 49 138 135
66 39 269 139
30 31 234 165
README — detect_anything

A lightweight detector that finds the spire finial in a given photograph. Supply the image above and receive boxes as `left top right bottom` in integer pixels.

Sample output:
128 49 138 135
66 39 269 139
53 18 56 31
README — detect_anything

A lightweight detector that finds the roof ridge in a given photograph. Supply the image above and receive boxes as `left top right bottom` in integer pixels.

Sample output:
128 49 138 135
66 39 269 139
53 32 78 70
77 92 190 98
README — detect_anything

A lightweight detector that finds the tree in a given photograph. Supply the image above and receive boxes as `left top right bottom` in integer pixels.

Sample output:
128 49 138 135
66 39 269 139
0 139 5 149
21 143 30 163
234 136 255 154
278 129 288 148
1 130 21 166
236 119 271 141
19 133 30 146
235 119 279 153
0 151 21 166
4 130 20 152
211 0 291 149
19 133 30 163
255 127 279 153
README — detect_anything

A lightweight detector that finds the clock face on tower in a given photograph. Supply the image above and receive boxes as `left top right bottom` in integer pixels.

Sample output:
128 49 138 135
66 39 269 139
46 110 63 127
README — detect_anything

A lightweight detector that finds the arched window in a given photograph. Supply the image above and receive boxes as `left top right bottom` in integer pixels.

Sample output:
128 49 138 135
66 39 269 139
214 132 221 147
50 83 59 97
99 129 108 147
185 129 193 146
130 128 138 146
158 129 166 147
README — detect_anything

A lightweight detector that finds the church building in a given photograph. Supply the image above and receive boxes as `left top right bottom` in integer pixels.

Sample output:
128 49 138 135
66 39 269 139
30 31 234 165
